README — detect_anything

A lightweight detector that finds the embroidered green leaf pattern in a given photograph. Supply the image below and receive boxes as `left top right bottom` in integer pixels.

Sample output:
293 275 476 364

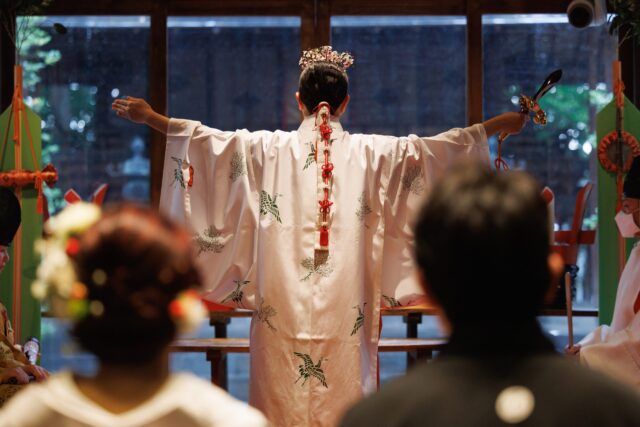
229 151 247 182
356 192 372 221
351 303 367 336
171 156 186 189
382 294 402 308
259 191 282 223
300 253 333 281
194 227 225 255
255 297 277 331
401 165 425 196
303 142 316 170
294 352 328 388
221 280 250 308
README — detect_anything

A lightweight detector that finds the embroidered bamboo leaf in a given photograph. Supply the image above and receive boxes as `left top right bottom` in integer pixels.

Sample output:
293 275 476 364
303 142 316 170
356 192 372 221
351 303 367 336
171 156 186 189
229 151 248 182
194 227 225 255
259 191 282 223
294 352 328 388
401 165 425 196
382 294 402 308
221 280 250 308
256 297 277 331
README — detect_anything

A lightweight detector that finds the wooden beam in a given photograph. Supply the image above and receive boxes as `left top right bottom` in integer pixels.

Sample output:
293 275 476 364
168 0 301 15
466 0 483 125
330 0 464 15
43 0 568 16
478 0 568 14
44 0 155 14
149 1 168 209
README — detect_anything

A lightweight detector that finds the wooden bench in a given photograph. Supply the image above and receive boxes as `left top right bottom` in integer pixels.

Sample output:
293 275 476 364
196 306 598 389
170 337 447 389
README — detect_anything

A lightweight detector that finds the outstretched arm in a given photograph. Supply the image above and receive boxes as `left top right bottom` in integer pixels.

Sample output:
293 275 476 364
482 112 529 139
112 96 169 135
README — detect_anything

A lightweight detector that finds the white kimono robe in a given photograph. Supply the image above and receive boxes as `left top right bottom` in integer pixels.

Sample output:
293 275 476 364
579 243 640 388
160 115 489 427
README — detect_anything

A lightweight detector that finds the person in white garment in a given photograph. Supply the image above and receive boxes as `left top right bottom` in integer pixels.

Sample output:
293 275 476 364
568 156 640 389
0 204 268 427
112 46 527 427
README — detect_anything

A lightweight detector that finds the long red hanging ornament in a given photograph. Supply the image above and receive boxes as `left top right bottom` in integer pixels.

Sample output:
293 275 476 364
314 102 334 251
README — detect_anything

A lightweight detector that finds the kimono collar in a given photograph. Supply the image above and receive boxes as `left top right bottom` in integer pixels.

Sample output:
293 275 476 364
440 317 556 361
298 114 344 134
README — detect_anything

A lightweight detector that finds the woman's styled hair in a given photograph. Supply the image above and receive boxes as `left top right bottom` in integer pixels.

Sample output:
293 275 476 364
298 63 348 114
71 204 201 364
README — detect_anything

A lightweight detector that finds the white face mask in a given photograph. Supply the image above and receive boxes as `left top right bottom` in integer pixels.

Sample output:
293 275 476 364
615 210 640 238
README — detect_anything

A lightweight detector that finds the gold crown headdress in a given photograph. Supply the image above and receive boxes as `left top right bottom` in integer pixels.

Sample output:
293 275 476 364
299 46 354 72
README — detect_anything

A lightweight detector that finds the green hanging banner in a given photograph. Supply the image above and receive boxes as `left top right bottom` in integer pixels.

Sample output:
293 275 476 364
596 95 640 324
0 66 57 343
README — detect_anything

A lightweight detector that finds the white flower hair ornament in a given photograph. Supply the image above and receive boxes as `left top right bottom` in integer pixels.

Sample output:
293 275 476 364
32 202 101 319
299 46 354 72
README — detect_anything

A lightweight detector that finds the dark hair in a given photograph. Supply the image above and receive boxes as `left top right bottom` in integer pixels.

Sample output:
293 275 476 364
414 162 550 325
298 63 348 114
0 187 21 246
71 204 201 364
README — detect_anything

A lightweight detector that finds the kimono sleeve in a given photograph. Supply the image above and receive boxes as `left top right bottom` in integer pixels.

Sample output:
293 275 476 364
160 118 261 310
380 124 489 308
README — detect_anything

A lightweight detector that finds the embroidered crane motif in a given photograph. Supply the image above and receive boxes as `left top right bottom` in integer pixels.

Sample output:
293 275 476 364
351 303 367 336
260 191 282 223
401 165 425 196
303 141 316 170
229 152 247 182
294 352 328 388
382 294 402 308
221 280 250 308
194 227 225 255
300 254 333 281
171 157 186 189
356 192 372 221
256 297 277 331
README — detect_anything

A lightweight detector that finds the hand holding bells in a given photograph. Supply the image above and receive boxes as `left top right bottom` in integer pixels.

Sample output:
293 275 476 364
496 69 563 171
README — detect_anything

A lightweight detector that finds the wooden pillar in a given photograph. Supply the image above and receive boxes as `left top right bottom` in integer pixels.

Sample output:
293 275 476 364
301 0 331 51
0 20 15 111
466 0 483 125
149 1 168 209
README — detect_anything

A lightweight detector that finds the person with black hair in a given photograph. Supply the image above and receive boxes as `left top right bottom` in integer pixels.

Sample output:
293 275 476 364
112 46 526 426
0 204 268 426
569 155 640 388
0 187 48 407
0 187 22 274
340 162 640 427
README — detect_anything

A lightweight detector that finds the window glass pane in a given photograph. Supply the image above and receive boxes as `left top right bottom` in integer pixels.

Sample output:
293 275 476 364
332 16 467 135
168 17 301 131
483 15 615 313
18 15 150 376
20 16 151 213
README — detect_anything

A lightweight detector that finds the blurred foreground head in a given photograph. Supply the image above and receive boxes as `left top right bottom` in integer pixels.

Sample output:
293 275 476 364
414 162 552 327
71 204 201 364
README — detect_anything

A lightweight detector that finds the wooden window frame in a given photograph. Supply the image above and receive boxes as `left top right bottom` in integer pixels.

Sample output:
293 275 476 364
0 0 636 207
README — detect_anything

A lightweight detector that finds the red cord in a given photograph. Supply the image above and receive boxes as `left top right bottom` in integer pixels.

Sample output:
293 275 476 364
494 139 509 172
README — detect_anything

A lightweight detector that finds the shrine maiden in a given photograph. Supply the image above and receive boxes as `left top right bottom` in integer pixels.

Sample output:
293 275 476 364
575 156 640 388
113 46 527 427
